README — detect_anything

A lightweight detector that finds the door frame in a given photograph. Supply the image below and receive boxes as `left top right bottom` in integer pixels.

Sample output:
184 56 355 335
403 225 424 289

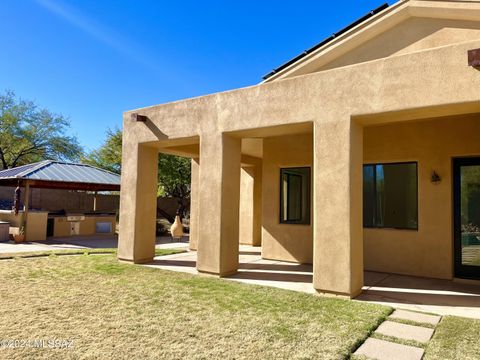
453 157 480 279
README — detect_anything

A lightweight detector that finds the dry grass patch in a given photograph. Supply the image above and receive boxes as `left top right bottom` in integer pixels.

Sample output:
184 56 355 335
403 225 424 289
0 254 390 359
424 316 480 360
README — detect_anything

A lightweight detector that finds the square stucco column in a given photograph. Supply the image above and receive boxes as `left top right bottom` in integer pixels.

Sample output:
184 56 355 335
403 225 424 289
118 142 159 264
239 165 262 246
189 158 200 251
197 134 241 276
313 120 363 298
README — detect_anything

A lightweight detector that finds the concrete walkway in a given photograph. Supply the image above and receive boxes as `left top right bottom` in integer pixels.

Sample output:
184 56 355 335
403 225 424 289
145 246 480 319
354 309 441 360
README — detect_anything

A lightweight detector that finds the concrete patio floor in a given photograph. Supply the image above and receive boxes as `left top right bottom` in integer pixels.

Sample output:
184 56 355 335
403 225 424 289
146 245 480 319
359 271 480 319
146 245 315 293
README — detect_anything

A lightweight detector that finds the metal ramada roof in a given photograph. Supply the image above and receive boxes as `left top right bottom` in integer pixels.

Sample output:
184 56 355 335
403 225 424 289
0 160 120 187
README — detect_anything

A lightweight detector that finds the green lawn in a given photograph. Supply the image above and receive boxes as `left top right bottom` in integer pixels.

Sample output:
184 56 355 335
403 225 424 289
425 316 480 360
0 253 390 360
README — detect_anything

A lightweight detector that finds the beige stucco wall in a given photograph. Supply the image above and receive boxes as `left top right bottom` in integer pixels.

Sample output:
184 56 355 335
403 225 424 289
262 134 313 263
52 217 72 237
364 114 480 280
26 212 48 241
320 17 480 72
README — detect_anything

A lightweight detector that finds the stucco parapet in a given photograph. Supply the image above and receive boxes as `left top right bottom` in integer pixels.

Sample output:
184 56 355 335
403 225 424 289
124 39 480 145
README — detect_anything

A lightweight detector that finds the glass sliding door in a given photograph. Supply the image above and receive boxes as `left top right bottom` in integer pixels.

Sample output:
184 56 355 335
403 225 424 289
454 157 480 279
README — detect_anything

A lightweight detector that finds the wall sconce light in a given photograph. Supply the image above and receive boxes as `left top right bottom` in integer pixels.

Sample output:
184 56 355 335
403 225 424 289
431 171 441 184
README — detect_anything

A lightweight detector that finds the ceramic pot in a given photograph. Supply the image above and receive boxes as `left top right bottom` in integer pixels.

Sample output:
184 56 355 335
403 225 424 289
13 234 25 243
170 215 184 239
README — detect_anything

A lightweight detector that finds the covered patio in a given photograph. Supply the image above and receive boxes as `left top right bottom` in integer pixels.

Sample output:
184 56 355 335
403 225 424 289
0 160 120 241
145 246 480 319
118 0 480 299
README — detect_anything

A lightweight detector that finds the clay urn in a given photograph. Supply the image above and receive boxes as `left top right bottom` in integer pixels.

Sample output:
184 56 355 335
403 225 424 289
170 215 184 240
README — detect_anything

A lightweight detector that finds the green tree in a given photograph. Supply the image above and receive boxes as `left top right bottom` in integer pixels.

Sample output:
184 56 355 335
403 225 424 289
157 155 191 200
0 90 83 169
82 127 122 174
84 128 191 217
157 153 191 218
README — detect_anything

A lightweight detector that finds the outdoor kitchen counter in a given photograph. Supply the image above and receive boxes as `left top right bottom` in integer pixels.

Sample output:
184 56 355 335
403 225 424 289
47 213 116 237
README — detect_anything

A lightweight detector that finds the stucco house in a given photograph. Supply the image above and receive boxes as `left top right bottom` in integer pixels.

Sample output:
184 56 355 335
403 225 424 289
118 0 480 298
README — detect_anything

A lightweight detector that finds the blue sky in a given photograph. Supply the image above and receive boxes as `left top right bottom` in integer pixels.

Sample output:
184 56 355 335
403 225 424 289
0 0 385 151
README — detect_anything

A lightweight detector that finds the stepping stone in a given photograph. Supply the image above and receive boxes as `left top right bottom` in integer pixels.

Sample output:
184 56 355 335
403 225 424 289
354 338 424 360
375 321 434 343
390 309 441 326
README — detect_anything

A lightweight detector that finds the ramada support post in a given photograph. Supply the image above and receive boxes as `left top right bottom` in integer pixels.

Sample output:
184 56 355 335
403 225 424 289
197 134 241 276
93 191 98 212
313 119 364 298
23 181 30 238
118 142 159 263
